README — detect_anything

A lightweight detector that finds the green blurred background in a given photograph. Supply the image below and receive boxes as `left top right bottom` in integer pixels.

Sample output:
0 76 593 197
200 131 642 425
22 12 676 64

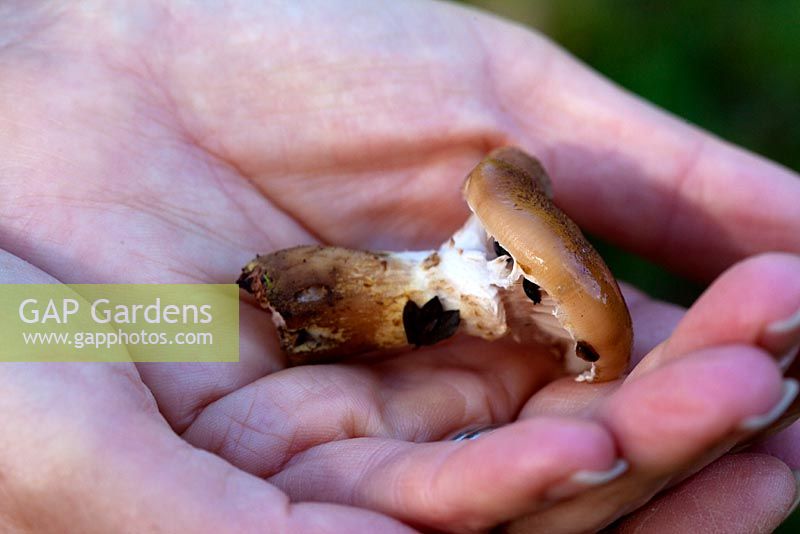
457 0 800 530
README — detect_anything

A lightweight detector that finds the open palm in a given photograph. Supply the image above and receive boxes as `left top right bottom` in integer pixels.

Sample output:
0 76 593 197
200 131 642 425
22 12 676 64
2 1 800 532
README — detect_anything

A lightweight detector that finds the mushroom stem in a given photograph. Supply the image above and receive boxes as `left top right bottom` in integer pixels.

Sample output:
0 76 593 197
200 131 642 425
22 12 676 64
237 217 511 364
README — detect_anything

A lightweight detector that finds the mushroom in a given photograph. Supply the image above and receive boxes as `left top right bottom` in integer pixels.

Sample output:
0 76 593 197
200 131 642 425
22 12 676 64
464 147 632 381
238 147 632 382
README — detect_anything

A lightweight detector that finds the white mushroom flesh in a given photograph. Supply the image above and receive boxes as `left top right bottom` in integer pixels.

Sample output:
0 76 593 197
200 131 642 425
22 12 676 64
395 214 589 376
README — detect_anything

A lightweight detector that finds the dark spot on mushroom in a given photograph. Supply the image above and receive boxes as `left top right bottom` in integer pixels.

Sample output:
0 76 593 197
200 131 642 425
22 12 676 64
236 271 253 292
236 265 266 294
522 279 542 304
294 328 311 347
493 240 509 258
402 296 460 347
576 341 600 362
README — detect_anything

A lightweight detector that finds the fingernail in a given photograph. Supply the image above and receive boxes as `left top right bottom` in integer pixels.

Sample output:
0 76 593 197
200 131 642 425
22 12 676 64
545 459 628 500
761 308 800 361
738 378 800 432
450 425 499 442
786 470 800 520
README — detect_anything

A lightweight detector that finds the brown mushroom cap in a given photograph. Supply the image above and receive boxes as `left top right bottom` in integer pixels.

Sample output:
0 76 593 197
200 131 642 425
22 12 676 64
463 147 632 381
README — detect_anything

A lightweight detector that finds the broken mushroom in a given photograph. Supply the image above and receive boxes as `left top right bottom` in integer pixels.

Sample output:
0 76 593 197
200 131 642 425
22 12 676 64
238 147 633 382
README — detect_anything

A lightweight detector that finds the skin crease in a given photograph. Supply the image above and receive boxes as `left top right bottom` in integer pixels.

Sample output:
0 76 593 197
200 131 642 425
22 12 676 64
0 1 799 533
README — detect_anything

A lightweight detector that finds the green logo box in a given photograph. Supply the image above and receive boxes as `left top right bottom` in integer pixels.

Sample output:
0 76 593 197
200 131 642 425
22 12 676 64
0 284 239 362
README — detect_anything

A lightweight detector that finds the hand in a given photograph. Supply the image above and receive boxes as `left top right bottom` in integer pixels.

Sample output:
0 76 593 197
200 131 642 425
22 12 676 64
1 1 799 532
0 250 416 533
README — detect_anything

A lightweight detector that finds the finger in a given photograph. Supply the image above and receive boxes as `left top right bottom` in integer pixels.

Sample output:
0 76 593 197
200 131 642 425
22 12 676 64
268 417 618 532
602 346 784 472
182 339 558 476
521 256 799 425
632 253 800 379
477 12 800 280
610 454 797 534
626 253 800 447
505 346 787 533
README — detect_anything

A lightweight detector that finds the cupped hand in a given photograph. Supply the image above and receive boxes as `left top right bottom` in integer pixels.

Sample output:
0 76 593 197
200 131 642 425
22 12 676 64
1 1 799 533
